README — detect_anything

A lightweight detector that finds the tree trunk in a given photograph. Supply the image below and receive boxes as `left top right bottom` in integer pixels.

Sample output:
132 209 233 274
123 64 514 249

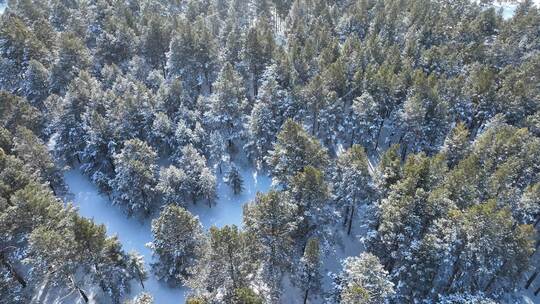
0 252 26 288
484 260 508 292
350 128 356 148
70 276 89 303
343 205 349 227
445 262 461 293
525 271 538 289
374 119 385 151
49 184 57 196
347 205 354 235
303 288 309 304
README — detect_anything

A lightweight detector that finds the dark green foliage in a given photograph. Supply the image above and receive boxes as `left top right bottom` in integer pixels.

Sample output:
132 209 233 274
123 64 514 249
232 287 264 304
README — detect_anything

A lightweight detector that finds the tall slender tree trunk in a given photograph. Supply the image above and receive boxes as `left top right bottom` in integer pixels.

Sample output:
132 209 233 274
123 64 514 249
485 259 512 293
525 271 538 289
534 215 540 228
347 205 354 235
374 119 385 151
343 205 349 227
303 288 309 304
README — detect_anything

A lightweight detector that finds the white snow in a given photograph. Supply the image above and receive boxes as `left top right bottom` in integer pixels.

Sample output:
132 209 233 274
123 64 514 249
492 0 540 19
63 165 271 303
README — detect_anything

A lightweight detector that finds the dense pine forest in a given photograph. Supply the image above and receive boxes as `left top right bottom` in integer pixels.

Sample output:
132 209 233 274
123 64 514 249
1 0 539 303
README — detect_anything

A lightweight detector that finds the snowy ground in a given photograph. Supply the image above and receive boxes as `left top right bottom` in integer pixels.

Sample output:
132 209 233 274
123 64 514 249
63 165 271 303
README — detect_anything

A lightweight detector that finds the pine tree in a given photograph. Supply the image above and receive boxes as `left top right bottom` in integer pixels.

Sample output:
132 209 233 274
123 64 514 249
125 292 154 304
295 237 322 304
515 183 540 225
289 166 333 246
337 253 394 304
155 78 189 118
268 119 329 185
174 145 216 205
53 71 101 165
418 201 534 297
173 119 204 154
13 126 65 195
156 165 188 207
188 225 255 302
351 92 383 151
141 15 171 74
198 168 217 207
205 63 247 149
245 66 292 167
243 191 297 302
0 91 43 135
207 130 226 174
441 122 470 168
242 20 274 99
49 32 91 94
334 145 375 235
111 139 158 216
375 144 402 198
106 76 156 141
226 165 244 195
149 112 174 156
80 108 117 195
150 205 205 285
438 293 497 304
166 18 217 97
232 287 264 304
22 59 49 109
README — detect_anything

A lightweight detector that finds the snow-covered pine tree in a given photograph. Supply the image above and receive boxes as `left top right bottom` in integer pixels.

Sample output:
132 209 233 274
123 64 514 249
334 145 375 235
156 165 188 207
205 62 247 150
295 237 322 304
245 65 293 167
81 107 117 196
374 144 402 198
22 59 49 110
13 126 66 195
49 32 91 94
289 166 333 247
111 139 158 216
441 122 470 168
174 145 216 205
188 225 255 302
351 92 383 151
149 205 205 285
243 191 298 302
336 252 394 304
267 119 329 186
207 130 226 174
149 112 174 156
226 165 244 195
53 71 101 165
